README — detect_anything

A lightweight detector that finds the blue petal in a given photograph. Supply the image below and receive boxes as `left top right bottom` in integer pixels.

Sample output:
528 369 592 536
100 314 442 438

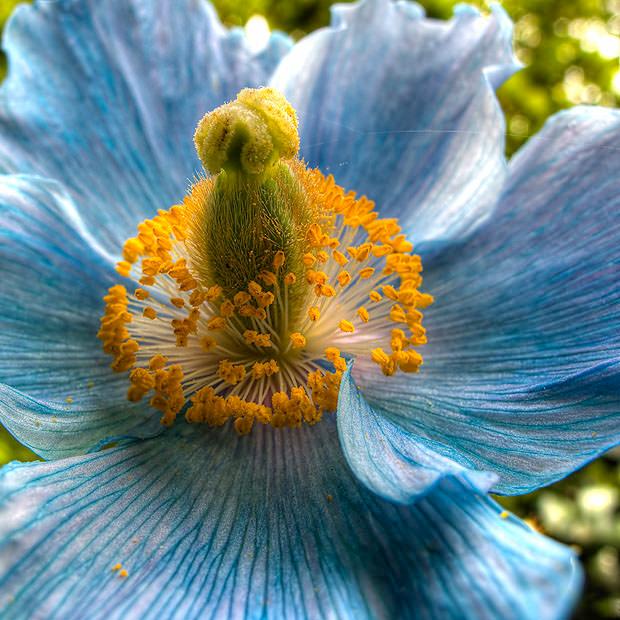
354 106 620 494
0 175 161 459
337 367 498 503
271 0 519 243
0 419 580 620
0 0 291 254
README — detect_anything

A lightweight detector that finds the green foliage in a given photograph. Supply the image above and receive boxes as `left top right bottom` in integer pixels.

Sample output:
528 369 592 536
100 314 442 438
0 1 618 616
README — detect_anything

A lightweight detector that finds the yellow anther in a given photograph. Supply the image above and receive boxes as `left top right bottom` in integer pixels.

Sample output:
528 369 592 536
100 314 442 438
316 250 329 263
218 359 246 385
333 250 348 266
315 283 336 298
359 267 375 279
220 300 235 317
248 281 262 297
238 304 254 317
303 253 317 267
189 289 207 306
200 336 217 352
389 305 407 323
116 261 131 277
324 347 340 362
313 271 328 285
308 306 321 321
339 320 355 333
143 307 157 320
111 563 122 572
390 329 407 352
416 293 435 309
251 359 280 378
119 569 128 578
134 288 149 300
355 243 372 262
234 416 254 436
371 348 396 376
382 285 399 300
333 356 347 372
142 257 162 276
273 250 286 269
244 330 272 347
369 290 382 302
372 244 393 257
290 332 306 349
394 350 423 373
122 238 144 263
284 272 297 286
306 223 324 247
149 354 167 370
207 316 227 331
234 291 251 306
205 285 223 301
257 291 275 307
259 270 277 286
337 271 351 287
357 307 370 323
170 297 185 308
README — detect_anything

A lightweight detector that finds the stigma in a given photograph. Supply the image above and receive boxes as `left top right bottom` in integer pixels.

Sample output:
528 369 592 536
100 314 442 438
98 88 432 435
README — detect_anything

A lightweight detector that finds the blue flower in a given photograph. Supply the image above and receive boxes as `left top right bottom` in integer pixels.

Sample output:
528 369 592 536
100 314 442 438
0 0 617 618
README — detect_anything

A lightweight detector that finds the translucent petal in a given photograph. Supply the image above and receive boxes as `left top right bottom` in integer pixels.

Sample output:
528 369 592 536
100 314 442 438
271 0 519 243
354 107 620 494
0 420 580 619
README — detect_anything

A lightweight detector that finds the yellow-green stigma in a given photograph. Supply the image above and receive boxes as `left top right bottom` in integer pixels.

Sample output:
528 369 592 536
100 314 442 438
98 88 433 435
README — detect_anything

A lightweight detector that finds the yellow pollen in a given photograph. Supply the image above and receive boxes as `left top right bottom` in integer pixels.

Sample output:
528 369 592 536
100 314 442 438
357 307 370 323
333 250 348 266
290 332 307 349
218 360 246 385
308 306 320 321
303 253 317 267
339 320 355 333
200 336 217 352
234 291 251 306
273 250 286 269
207 317 227 331
99 88 431 436
337 271 351 287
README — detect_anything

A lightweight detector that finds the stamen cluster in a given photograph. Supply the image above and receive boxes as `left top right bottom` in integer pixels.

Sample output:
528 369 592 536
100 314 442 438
98 87 431 435
98 167 431 434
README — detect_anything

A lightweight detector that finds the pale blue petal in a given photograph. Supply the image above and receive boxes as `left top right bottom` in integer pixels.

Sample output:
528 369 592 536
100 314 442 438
337 368 498 504
0 419 580 620
0 175 160 459
0 0 291 255
270 0 519 243
354 106 620 494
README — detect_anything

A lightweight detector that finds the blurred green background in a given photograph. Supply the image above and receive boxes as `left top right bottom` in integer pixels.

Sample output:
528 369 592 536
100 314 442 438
0 0 618 617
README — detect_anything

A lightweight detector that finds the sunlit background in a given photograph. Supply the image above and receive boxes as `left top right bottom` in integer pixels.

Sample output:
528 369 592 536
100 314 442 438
0 0 618 617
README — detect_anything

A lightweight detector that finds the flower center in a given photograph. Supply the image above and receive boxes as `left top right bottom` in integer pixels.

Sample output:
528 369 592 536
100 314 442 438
98 88 432 435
